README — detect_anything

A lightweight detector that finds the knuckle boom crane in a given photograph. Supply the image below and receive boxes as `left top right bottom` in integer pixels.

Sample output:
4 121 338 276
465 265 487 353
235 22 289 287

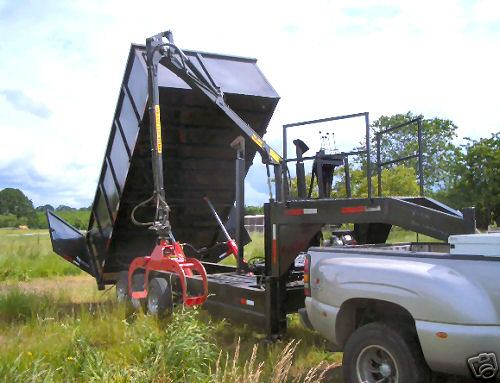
125 30 283 309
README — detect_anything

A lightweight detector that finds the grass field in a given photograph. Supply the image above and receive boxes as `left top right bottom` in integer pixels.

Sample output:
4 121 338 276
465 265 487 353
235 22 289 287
0 229 82 281
0 228 342 382
0 226 439 382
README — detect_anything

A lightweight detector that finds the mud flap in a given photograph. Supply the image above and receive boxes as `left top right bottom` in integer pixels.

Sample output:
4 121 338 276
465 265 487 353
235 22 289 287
46 210 95 277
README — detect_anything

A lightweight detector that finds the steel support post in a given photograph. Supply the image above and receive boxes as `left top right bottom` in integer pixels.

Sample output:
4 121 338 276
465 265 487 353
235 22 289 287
365 113 372 199
417 118 425 196
344 156 352 198
274 164 284 202
376 134 382 197
231 136 245 270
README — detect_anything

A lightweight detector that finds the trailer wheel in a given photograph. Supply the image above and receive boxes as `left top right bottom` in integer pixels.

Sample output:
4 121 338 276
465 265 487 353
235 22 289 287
147 277 173 319
116 271 129 303
117 271 146 320
342 322 430 383
130 272 147 313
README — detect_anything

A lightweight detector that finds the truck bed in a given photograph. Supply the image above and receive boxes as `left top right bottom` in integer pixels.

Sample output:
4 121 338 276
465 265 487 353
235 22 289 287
305 241 500 377
307 242 500 327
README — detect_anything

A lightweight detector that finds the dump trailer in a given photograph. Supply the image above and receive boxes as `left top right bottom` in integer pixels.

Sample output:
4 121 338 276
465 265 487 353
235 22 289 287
48 30 476 339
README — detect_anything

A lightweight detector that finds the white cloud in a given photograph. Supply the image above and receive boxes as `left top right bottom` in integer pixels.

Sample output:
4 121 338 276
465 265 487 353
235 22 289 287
0 0 499 208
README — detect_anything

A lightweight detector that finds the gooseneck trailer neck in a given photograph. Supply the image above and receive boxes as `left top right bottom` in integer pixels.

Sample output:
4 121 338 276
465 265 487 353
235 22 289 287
47 28 476 340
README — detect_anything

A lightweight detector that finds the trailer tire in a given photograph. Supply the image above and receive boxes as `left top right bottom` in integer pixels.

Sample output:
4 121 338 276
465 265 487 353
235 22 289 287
147 277 173 319
116 271 129 303
130 272 147 313
342 321 430 383
118 271 146 320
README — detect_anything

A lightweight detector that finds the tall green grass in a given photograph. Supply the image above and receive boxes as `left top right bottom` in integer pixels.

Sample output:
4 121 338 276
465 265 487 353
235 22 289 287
0 289 218 382
0 289 341 382
0 288 65 322
0 229 81 281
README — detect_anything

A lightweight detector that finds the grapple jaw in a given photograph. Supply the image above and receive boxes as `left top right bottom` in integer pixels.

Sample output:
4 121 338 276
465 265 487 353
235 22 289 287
128 240 208 307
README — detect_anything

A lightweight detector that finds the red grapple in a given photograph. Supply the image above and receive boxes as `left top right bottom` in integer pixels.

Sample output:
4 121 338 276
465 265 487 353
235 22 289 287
128 240 208 307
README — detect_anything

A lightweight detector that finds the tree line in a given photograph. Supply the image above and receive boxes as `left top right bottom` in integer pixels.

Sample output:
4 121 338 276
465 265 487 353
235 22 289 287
0 188 90 229
369 112 498 229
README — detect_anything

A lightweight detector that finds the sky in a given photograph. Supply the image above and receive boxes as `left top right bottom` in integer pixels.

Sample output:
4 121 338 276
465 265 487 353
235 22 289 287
0 0 499 208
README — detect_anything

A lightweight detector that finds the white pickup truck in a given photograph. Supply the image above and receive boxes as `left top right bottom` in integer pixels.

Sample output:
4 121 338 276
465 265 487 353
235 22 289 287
300 233 500 382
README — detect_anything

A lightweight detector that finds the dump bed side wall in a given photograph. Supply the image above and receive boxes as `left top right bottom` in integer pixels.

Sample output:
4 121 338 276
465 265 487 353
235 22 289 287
86 46 148 279
86 45 279 279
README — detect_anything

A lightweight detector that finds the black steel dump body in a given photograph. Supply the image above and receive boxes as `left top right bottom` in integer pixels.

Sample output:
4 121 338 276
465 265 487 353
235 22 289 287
48 44 278 284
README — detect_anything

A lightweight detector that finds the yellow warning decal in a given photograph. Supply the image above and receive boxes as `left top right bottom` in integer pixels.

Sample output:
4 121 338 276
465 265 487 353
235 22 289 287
269 149 282 164
251 134 282 164
251 134 265 149
155 104 162 154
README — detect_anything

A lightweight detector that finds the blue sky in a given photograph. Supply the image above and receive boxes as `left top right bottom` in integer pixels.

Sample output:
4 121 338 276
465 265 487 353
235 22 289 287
0 0 499 207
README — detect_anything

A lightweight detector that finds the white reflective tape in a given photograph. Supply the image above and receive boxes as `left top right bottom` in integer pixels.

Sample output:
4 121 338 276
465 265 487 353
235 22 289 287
272 224 276 240
365 206 381 212
303 208 318 214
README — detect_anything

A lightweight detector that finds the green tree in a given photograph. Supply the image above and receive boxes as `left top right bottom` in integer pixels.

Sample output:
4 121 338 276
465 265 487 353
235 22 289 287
288 165 419 199
33 211 49 229
288 174 318 199
443 133 500 229
56 205 75 211
36 204 55 212
245 205 264 215
0 214 18 227
0 188 36 226
332 165 420 198
370 112 458 192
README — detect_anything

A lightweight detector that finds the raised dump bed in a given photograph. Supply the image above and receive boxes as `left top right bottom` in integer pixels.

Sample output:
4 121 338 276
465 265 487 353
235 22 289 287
48 44 279 286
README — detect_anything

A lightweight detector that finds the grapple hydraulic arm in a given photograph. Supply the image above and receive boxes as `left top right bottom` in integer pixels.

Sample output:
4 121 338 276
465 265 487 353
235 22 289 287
127 30 282 306
148 31 283 167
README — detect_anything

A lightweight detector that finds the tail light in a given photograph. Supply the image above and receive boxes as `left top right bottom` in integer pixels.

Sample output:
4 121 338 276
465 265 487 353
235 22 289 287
304 253 311 297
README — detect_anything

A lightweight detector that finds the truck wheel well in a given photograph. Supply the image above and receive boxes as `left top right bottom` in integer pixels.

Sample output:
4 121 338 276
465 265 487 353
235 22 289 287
335 298 416 349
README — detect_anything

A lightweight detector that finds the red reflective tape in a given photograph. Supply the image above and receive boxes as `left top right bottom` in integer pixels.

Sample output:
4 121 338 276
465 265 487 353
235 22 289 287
341 205 366 214
285 208 317 216
285 208 303 216
240 298 255 306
